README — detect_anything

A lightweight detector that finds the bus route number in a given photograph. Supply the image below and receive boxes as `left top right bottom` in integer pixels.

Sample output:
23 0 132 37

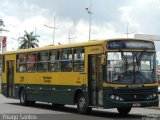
20 76 25 82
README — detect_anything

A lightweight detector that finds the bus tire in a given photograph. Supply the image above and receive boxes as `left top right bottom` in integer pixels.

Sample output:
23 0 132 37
117 107 131 115
19 88 28 106
77 93 92 114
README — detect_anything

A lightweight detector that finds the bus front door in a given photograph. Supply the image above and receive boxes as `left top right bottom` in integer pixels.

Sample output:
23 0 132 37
6 61 14 97
88 55 103 106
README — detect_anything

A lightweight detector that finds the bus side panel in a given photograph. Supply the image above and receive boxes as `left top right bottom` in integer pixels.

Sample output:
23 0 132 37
26 84 54 103
14 84 80 104
14 86 19 99
53 85 74 105
2 83 7 97
52 72 86 105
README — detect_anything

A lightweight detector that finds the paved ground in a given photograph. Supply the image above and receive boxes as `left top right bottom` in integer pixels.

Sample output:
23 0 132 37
0 94 160 120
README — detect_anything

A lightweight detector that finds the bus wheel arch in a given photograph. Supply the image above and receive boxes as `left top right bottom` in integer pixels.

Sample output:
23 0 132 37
117 107 131 116
19 86 28 106
75 90 92 114
74 89 83 104
19 86 25 98
19 86 35 106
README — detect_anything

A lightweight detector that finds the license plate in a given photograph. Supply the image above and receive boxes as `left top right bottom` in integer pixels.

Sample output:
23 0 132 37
132 103 141 107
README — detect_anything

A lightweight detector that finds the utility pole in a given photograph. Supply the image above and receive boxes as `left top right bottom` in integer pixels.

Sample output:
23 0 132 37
85 0 92 41
67 30 76 44
44 16 57 45
126 22 134 38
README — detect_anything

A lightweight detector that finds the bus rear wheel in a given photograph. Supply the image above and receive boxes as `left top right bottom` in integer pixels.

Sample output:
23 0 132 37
19 88 35 106
77 93 92 114
20 88 28 106
117 107 131 115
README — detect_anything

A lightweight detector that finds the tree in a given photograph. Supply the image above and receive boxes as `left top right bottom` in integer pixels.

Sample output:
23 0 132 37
0 19 5 32
19 31 39 49
0 19 9 33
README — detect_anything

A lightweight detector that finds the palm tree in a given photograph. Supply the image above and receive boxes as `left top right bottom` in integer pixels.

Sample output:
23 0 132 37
19 31 39 49
0 19 9 32
0 19 5 31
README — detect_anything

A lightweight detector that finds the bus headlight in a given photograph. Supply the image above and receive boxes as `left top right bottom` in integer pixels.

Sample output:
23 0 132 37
110 95 115 99
116 96 120 101
153 93 157 98
147 93 157 100
110 95 124 101
119 97 123 101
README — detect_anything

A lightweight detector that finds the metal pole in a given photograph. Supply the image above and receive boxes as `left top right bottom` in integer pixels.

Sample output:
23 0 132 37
126 22 129 38
86 0 92 41
67 30 76 44
89 0 92 41
18 32 20 49
53 16 56 45
69 30 71 44
35 27 37 35
44 16 56 45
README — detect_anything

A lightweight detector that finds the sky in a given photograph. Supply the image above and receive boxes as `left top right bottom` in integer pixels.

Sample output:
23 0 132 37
0 0 160 61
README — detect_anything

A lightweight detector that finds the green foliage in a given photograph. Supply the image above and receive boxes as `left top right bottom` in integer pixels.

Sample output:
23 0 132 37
19 31 39 49
0 19 5 31
0 19 5 26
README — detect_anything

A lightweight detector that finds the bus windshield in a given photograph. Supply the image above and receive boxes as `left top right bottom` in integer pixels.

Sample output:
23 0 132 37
105 51 156 84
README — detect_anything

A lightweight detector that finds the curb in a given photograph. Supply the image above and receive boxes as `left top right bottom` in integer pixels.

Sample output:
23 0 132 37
146 107 160 110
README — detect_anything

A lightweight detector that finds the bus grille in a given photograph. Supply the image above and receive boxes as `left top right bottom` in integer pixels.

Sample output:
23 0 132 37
113 88 156 102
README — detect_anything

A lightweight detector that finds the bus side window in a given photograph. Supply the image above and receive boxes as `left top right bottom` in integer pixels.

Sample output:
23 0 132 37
73 48 84 72
49 50 60 72
17 54 27 72
61 49 72 72
27 53 37 72
37 51 49 72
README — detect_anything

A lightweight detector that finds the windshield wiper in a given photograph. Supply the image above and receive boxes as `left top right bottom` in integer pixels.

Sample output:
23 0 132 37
135 50 146 67
120 50 128 70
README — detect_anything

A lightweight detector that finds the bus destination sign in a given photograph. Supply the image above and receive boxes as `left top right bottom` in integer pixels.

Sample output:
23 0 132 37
108 40 155 50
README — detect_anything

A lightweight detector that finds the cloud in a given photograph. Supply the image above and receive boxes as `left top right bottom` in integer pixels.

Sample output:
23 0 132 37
0 0 160 52
0 0 125 49
118 0 160 35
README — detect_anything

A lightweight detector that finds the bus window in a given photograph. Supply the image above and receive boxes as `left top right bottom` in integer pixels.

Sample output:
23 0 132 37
73 48 84 72
37 51 49 72
49 50 60 72
61 49 72 72
17 54 27 72
27 53 37 72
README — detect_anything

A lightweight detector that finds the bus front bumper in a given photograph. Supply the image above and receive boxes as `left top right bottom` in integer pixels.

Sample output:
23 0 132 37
103 97 159 109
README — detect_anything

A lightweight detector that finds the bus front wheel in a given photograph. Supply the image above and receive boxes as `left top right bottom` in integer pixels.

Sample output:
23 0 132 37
77 93 92 114
117 107 131 115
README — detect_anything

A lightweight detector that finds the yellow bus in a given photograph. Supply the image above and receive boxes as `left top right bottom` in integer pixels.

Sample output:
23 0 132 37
1 38 159 115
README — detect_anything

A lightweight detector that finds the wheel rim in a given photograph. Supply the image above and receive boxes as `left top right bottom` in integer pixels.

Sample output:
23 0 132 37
79 97 86 110
20 91 25 104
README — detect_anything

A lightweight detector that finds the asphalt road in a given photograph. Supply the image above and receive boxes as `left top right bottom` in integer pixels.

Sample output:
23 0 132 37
0 94 159 120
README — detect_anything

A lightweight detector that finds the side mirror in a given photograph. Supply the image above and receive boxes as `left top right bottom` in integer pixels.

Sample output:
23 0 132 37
101 54 106 65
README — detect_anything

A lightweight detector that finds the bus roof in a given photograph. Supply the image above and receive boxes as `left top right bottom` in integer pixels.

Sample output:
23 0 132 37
3 38 154 55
